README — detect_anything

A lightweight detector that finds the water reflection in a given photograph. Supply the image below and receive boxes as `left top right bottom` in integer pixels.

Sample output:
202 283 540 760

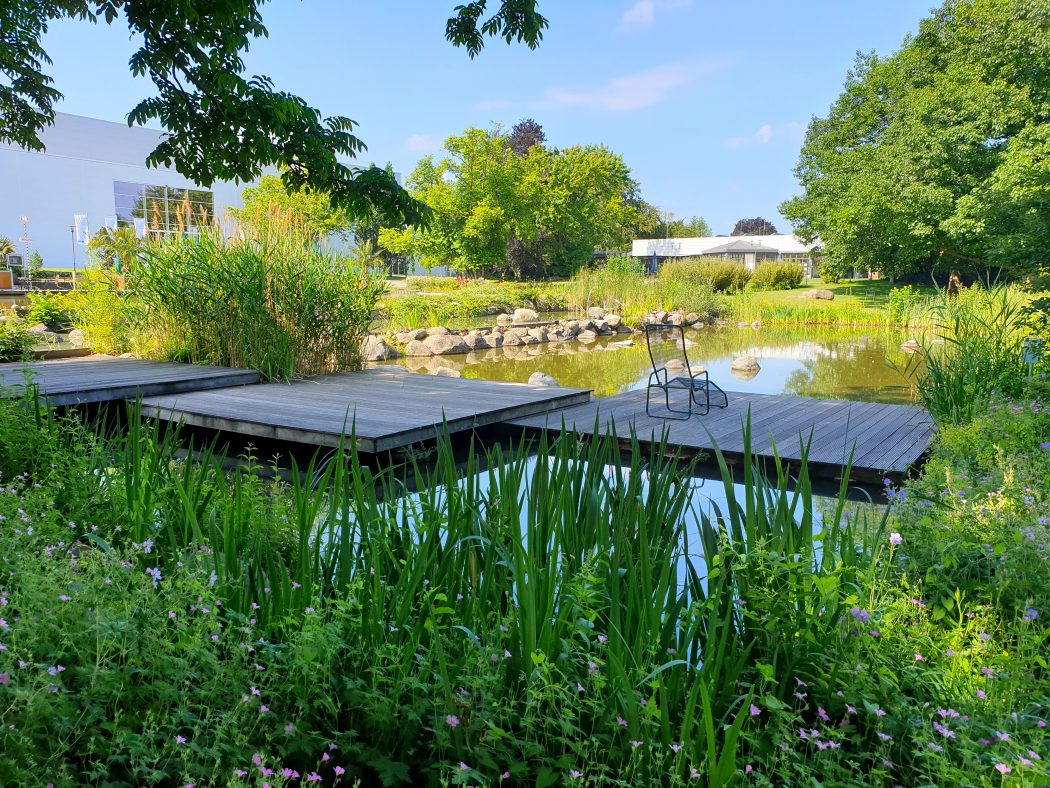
380 325 917 404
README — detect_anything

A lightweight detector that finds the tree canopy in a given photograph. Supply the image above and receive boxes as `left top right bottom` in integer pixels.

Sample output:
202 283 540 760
781 0 1050 280
655 214 712 239
0 1 548 227
379 126 641 278
731 217 777 236
230 175 355 241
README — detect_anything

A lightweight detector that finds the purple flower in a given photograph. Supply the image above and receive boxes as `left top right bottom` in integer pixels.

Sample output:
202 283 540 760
616 716 628 728
446 714 460 728
977 689 987 699
1023 607 1038 622
749 704 761 717
914 653 925 662
995 764 1012 775
877 732 892 741
630 740 642 748
175 735 187 745
1040 442 1050 450
458 763 470 772
850 607 871 623
889 532 903 546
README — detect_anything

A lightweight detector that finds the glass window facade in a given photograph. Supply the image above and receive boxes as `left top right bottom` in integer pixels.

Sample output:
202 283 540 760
113 181 214 235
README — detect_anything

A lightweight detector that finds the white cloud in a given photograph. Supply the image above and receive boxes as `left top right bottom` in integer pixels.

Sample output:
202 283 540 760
618 0 693 33
543 58 721 112
405 134 443 153
724 122 804 149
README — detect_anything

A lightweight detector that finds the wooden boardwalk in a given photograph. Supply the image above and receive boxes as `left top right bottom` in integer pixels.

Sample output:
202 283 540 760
506 389 935 482
141 367 591 453
0 357 260 406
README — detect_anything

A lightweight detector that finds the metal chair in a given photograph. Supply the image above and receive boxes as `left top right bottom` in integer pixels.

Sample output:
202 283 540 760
643 323 729 419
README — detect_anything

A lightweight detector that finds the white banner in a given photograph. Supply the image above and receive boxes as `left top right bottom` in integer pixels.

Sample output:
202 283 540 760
133 218 147 239
73 213 90 245
104 216 117 230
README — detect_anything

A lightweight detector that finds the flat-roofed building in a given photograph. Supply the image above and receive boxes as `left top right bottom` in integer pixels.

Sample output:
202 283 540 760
632 234 820 275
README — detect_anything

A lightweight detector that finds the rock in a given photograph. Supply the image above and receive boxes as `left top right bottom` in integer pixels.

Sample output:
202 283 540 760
495 312 514 325
527 327 549 342
668 312 686 326
579 319 597 333
736 321 751 328
900 339 922 352
433 366 461 377
26 322 49 335
462 334 490 350
512 307 539 323
548 329 571 342
427 326 451 337
612 340 635 348
563 320 581 335
119 352 136 359
361 335 401 361
521 334 540 345
423 334 470 355
586 306 607 319
528 371 559 387
605 314 623 328
730 355 761 372
67 329 87 346
685 312 700 325
502 331 524 346
397 328 428 343
665 359 686 372
616 325 633 334
804 289 836 300
483 334 503 348
751 319 762 329
577 330 598 341
404 339 434 357
653 310 670 324
507 327 530 337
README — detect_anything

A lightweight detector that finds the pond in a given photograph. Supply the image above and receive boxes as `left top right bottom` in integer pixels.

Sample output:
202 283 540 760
380 324 917 404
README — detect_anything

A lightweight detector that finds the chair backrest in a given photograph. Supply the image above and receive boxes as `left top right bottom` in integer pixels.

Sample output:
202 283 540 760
644 323 695 380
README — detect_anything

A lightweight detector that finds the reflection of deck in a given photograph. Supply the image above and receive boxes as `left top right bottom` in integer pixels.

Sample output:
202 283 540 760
141 367 591 453
506 388 935 482
0 357 260 405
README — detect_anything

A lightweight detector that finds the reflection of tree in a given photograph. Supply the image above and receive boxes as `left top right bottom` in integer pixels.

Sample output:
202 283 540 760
782 333 915 403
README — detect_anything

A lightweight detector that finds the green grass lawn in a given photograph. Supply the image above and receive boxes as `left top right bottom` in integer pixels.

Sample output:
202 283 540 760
725 278 937 325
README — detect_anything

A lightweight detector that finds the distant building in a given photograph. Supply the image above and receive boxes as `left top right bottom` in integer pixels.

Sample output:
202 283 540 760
0 112 256 270
632 234 821 276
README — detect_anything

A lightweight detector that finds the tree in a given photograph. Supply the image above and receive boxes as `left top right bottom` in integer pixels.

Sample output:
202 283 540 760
230 175 354 240
380 126 641 278
1 1 548 227
87 227 145 271
781 0 1050 281
27 251 44 277
507 118 546 156
654 214 712 238
731 217 777 236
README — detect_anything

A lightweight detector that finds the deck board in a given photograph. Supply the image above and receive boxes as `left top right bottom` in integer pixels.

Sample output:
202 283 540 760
141 367 591 453
0 357 260 405
505 388 934 481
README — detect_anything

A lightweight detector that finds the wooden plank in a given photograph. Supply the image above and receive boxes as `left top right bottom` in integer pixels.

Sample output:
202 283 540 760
141 368 591 453
0 357 260 405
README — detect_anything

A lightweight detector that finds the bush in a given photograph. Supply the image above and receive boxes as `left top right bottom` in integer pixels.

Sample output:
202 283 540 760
748 261 804 290
659 258 752 293
603 254 645 276
0 318 33 361
887 284 925 325
26 292 75 330
130 228 384 379
67 269 152 355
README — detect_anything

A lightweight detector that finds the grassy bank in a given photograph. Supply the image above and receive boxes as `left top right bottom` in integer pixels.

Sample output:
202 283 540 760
380 277 564 331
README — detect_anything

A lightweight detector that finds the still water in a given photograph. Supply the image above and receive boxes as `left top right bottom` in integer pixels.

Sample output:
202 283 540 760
381 324 916 404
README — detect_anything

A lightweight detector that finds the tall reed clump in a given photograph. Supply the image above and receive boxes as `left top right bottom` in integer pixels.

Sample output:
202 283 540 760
558 267 724 325
748 261 804 291
659 257 752 293
130 226 385 379
903 285 1032 425
67 268 156 355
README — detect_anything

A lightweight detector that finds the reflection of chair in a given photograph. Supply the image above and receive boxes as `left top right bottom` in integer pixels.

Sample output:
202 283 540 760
644 323 729 419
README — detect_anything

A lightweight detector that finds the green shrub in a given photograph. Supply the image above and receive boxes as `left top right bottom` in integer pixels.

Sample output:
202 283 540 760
557 267 723 325
887 284 925 325
748 261 804 290
659 258 752 293
130 228 384 379
0 318 34 361
67 269 152 355
603 254 645 276
26 292 75 330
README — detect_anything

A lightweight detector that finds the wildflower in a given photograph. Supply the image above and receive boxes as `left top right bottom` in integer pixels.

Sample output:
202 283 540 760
458 763 470 772
979 632 991 641
0 673 9 685
616 716 628 728
690 767 701 779
175 735 187 745
933 722 955 739
794 692 807 700
284 723 295 735
570 771 582 779
670 743 683 752
305 773 322 782
259 705 269 714
1023 607 1038 622
1028 750 1042 760
850 607 871 623
292 581 301 589
982 667 995 677
142 539 153 554
587 661 598 674
794 677 807 687
281 768 299 778
58 594 71 601
446 714 460 728
305 607 314 614
1041 442 1050 450
630 740 642 748
168 611 176 619
877 732 892 741
914 653 925 662
873 708 887 718
209 571 217 587
995 764 1012 775
881 758 894 769
334 766 346 776
597 634 607 643
869 629 881 638
322 753 330 762
996 730 1010 742
889 532 902 546
47 665 64 676
250 687 261 696
928 742 943 753
845 704 856 715
145 567 162 588
234 771 247 778
749 704 761 717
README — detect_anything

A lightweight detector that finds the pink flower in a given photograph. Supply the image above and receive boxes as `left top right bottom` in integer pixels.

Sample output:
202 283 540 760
334 766 346 775
284 722 295 734
616 716 628 728
459 763 470 772
58 594 71 601
749 704 761 716
259 705 269 714
914 653 925 662
570 771 582 779
281 768 299 778
175 735 186 745
889 532 902 546
446 714 460 728
630 740 642 748
995 764 1012 775
306 773 322 782
877 732 892 741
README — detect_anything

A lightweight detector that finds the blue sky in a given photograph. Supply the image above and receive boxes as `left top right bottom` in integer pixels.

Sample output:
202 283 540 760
41 0 932 235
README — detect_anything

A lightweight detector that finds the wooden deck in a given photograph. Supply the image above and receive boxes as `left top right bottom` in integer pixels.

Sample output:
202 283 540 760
506 389 935 481
0 357 260 406
141 367 592 454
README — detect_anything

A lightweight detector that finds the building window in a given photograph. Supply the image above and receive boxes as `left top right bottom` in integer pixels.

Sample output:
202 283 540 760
114 181 214 236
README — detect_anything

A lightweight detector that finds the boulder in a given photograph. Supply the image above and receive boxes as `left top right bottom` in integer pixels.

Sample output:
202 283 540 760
612 340 635 348
563 320 581 335
507 327 530 337
577 330 598 341
67 329 87 346
397 328 428 343
433 366 461 378
427 326 451 337
502 331 524 346
361 335 401 361
512 307 539 323
665 359 686 372
527 327 549 342
685 312 700 325
528 371 559 387
26 322 49 336
483 334 503 349
586 306 607 319
548 329 571 342
462 334 490 351
521 334 540 345
653 310 670 324
804 289 836 300
900 339 922 353
730 355 761 373
423 334 470 355
495 312 514 325
404 339 434 357
604 314 622 328
668 312 686 326
578 319 597 333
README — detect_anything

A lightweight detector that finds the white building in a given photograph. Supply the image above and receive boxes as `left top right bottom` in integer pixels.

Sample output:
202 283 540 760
0 112 252 269
632 234 820 276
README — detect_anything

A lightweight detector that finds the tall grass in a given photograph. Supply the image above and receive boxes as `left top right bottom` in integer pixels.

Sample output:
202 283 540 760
658 258 752 293
557 268 724 325
126 226 384 379
902 285 1032 425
